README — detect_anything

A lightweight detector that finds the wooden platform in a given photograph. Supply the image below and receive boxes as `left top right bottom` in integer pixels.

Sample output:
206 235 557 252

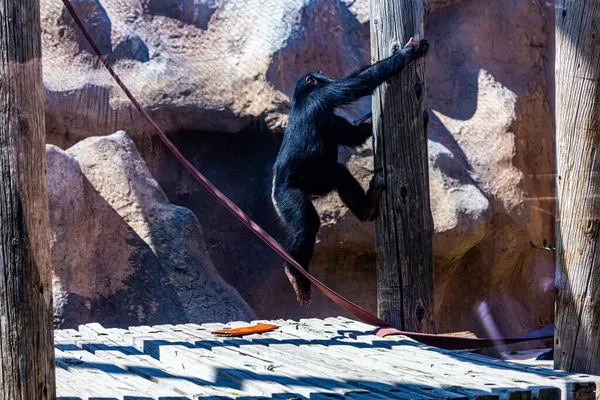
54 316 599 400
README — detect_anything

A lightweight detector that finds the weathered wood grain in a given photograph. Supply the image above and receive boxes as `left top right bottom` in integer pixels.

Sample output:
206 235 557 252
0 0 55 398
296 319 545 400
54 330 183 399
318 317 591 400
130 326 394 400
369 0 435 333
164 322 451 400
51 317 600 399
73 323 248 398
554 0 600 375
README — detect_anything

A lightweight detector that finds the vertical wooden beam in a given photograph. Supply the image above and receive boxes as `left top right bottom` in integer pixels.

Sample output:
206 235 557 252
0 0 56 398
370 0 435 332
555 0 600 374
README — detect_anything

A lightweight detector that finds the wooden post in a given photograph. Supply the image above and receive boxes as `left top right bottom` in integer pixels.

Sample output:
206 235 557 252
555 0 600 374
370 0 435 332
0 0 56 398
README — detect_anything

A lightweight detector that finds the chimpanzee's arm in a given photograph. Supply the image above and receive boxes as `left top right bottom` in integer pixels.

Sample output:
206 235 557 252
319 38 428 108
333 114 373 148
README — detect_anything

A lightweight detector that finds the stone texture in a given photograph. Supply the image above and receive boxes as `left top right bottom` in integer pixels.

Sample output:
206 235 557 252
41 0 372 147
48 131 255 328
424 0 555 342
42 0 556 343
426 0 463 12
141 0 218 29
428 140 490 261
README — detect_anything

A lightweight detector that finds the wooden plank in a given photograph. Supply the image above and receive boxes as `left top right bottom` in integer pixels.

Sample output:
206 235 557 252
82 323 325 399
55 349 153 399
57 330 199 399
161 321 463 400
439 352 593 400
319 317 595 400
212 321 496 400
56 349 164 400
55 331 182 399
129 324 381 400
84 349 236 400
51 318 600 400
195 323 462 399
293 318 559 400
178 322 405 399
125 324 323 399
221 320 469 400
70 324 245 399
272 319 528 400
55 367 107 400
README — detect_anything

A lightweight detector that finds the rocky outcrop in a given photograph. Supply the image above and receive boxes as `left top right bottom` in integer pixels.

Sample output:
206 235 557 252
41 0 373 147
42 0 555 341
48 131 255 328
424 0 555 339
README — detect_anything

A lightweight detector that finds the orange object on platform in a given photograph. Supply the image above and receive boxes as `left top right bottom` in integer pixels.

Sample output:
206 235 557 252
211 324 279 337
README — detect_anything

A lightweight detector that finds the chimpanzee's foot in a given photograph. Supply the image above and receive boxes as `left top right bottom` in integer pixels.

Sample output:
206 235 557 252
285 266 311 305
369 173 386 193
365 174 386 221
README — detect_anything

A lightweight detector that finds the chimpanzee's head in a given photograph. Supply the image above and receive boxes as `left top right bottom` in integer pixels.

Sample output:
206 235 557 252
291 71 332 102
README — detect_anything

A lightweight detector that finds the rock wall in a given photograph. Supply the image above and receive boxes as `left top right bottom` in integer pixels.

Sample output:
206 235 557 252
42 0 556 339
424 0 555 337
48 131 255 328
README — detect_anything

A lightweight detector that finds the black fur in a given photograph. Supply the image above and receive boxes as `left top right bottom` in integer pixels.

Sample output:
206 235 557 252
272 38 429 305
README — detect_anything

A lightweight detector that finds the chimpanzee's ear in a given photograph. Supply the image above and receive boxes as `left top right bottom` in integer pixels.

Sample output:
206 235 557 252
305 75 317 85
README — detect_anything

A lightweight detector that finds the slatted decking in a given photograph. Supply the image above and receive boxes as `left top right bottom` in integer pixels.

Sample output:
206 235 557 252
54 317 599 400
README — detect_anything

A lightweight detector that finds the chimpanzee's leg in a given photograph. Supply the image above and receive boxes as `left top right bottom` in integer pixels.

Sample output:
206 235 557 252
335 163 385 221
273 183 320 305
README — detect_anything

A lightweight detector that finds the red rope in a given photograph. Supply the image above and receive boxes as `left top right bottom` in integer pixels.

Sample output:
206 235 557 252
60 0 553 349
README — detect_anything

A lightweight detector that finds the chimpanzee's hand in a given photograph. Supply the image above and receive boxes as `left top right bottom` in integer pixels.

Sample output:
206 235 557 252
403 37 429 59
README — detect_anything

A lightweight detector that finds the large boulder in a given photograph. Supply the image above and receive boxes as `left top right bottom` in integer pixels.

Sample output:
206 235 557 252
42 0 555 342
41 0 371 147
424 0 555 339
48 131 255 328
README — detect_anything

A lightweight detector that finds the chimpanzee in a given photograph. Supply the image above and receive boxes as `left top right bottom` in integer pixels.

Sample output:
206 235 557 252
272 37 429 305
